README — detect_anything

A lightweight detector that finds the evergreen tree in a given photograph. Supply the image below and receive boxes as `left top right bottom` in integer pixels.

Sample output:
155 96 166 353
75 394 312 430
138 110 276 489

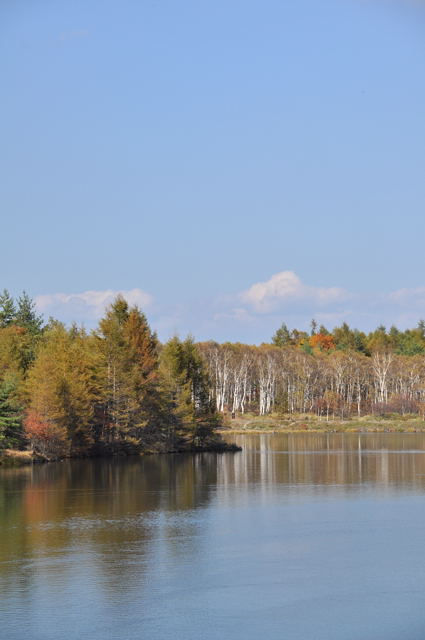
160 336 218 447
0 381 23 449
353 330 368 354
15 292 43 334
272 323 291 347
395 328 425 356
0 290 16 327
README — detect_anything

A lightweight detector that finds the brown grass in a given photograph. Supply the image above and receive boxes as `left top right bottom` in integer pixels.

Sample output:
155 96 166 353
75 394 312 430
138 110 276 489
220 412 425 434
0 449 41 466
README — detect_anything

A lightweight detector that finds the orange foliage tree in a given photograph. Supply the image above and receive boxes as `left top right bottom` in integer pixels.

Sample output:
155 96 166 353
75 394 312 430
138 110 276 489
310 333 335 352
24 411 68 457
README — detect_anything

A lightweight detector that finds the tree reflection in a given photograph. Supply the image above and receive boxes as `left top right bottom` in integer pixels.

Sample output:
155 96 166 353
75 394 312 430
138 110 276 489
222 433 425 488
2 434 425 603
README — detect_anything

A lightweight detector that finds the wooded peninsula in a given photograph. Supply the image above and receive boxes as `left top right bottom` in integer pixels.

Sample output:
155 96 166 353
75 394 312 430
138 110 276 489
2 290 425 464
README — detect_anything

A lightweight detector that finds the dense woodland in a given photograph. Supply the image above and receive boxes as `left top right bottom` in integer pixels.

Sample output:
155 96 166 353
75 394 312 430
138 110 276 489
0 291 221 458
3 291 425 458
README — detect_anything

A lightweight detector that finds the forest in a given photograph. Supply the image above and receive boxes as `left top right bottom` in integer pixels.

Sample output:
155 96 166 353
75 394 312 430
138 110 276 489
199 320 425 420
0 291 223 459
2 291 425 459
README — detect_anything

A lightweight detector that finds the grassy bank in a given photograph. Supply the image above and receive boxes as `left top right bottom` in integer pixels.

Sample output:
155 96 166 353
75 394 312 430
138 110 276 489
220 412 425 434
0 449 48 467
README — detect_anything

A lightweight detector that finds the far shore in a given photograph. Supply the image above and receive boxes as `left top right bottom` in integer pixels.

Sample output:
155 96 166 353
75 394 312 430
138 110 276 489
220 412 425 434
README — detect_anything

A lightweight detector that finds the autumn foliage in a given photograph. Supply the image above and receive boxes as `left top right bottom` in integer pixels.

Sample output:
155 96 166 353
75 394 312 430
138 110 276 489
6 288 425 458
8 295 220 458
24 411 68 457
310 333 335 351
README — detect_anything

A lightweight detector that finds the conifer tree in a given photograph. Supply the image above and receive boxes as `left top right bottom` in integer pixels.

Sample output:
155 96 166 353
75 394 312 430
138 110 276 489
15 292 43 334
0 381 23 449
160 336 218 447
97 296 160 442
25 324 100 453
0 290 16 328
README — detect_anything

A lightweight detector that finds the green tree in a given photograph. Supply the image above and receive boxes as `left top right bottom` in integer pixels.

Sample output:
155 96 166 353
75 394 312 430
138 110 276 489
353 330 368 354
395 327 425 356
160 336 218 447
333 322 357 351
272 323 291 347
0 380 23 449
15 292 43 335
0 290 16 327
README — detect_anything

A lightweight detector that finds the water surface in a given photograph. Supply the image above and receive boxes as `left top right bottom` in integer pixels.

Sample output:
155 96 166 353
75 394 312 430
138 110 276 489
1 433 425 639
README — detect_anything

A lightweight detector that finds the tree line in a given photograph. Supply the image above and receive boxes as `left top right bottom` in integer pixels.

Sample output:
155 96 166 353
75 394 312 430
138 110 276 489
0 291 220 457
200 342 425 419
3 289 425 458
200 318 425 420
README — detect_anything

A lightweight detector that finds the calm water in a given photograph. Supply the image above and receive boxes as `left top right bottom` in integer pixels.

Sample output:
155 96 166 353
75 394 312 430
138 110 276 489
2 433 425 640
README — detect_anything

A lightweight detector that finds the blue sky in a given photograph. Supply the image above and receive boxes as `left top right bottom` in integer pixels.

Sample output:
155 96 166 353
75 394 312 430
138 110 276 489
2 0 425 342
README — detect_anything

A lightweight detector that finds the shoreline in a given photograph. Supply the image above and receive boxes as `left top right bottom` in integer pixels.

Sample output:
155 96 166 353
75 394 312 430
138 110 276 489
219 413 425 435
222 427 425 434
0 439 242 468
5 415 425 467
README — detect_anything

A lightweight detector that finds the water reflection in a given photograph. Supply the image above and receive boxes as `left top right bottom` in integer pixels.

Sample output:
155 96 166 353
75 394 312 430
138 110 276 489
2 434 425 571
220 432 425 488
2 434 425 640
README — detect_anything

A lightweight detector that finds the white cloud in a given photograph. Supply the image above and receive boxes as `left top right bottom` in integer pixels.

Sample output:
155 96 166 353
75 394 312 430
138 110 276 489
240 271 347 313
387 287 425 307
32 279 425 344
36 288 152 325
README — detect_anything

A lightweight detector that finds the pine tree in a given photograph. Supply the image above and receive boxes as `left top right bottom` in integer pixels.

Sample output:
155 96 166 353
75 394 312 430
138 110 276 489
354 330 368 354
0 290 16 327
0 381 23 449
15 292 43 334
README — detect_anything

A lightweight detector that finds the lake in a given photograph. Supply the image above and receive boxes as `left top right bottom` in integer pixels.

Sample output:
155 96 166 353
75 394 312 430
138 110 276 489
1 433 425 640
